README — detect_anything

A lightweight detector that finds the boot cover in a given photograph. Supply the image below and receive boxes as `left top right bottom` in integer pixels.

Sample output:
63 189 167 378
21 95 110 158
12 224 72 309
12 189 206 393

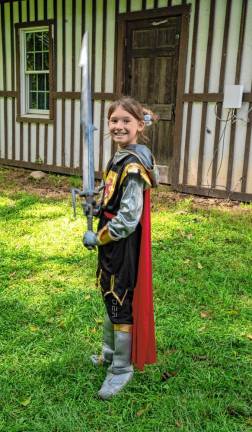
91 313 114 366
98 330 133 400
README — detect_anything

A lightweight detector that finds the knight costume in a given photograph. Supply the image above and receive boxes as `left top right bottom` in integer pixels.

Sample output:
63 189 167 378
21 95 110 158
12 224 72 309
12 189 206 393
92 143 158 399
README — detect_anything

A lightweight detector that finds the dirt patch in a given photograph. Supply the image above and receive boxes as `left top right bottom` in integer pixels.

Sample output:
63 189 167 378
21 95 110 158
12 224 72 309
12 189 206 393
0 166 251 212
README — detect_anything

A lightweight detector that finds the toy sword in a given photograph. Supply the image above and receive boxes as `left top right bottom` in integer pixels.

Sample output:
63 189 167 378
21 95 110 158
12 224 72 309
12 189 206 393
71 32 101 248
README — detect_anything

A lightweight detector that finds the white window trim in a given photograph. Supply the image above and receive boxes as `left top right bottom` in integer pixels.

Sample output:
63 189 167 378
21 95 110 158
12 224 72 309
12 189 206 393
20 26 50 118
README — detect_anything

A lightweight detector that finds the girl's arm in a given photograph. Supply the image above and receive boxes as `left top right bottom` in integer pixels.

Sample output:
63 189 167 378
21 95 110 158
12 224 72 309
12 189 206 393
97 175 145 245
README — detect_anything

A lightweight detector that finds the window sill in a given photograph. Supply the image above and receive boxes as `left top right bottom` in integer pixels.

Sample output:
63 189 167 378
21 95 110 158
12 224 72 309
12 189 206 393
16 115 53 124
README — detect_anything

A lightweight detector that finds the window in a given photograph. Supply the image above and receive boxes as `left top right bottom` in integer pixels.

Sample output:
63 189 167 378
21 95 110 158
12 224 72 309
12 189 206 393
17 23 53 120
25 30 49 113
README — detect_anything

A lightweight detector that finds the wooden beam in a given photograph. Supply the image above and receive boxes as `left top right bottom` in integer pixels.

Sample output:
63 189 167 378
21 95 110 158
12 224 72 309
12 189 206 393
0 159 102 180
61 0 66 166
53 0 58 166
182 0 199 185
172 10 190 186
197 0 215 187
226 0 248 192
1 3 8 160
70 0 76 168
10 1 16 160
118 5 190 21
99 0 107 173
16 116 54 124
177 184 252 202
211 0 231 189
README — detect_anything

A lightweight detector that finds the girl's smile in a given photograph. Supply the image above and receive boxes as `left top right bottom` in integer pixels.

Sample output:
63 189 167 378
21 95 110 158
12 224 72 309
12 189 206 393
108 106 144 147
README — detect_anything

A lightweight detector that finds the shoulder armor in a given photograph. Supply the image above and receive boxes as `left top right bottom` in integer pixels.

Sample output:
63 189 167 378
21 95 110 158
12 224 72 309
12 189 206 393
120 162 152 187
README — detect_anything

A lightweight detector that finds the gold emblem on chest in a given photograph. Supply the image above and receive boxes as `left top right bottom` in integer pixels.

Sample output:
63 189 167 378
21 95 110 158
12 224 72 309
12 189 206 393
103 170 118 206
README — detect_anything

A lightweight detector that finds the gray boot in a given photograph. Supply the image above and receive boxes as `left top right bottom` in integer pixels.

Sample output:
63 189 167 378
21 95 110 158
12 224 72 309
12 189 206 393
98 330 133 400
91 313 114 366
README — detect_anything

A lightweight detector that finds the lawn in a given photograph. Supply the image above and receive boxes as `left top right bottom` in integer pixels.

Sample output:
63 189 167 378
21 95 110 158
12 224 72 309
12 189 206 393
0 167 251 432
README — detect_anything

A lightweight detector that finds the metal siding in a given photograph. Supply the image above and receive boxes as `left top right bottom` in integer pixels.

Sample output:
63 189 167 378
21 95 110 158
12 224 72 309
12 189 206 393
179 102 188 184
95 0 103 93
131 0 142 11
103 101 112 167
105 0 115 93
231 103 248 192
0 6 3 92
74 100 81 168
240 0 252 92
247 129 252 194
201 103 217 188
4 3 12 91
30 0 35 20
64 99 71 167
30 123 36 162
65 0 72 91
23 122 28 162
146 0 154 9
0 99 4 158
75 0 83 92
38 0 44 20
93 100 101 171
47 0 53 19
208 0 226 92
119 0 127 13
47 124 54 164
187 103 202 185
57 0 63 91
56 99 62 165
194 0 210 93
224 0 242 87
39 123 45 162
215 108 232 190
184 0 195 93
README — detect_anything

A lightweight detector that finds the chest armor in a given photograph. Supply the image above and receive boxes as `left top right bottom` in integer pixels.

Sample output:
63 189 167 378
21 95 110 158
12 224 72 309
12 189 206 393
102 154 151 214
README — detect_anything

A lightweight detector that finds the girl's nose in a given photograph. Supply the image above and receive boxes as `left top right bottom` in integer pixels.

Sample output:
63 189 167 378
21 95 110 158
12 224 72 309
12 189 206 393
116 120 124 128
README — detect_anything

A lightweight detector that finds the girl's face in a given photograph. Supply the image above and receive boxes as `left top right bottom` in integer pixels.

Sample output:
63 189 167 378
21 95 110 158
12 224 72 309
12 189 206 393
108 106 144 147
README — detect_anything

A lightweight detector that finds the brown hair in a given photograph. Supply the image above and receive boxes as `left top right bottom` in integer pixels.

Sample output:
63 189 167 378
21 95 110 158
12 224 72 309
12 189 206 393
107 96 156 143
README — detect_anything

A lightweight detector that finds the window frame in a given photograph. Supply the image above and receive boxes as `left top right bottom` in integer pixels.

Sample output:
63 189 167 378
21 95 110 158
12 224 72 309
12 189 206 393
15 20 54 122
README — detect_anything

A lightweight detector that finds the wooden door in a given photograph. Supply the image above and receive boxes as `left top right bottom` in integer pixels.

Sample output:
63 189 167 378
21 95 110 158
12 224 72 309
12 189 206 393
124 17 181 183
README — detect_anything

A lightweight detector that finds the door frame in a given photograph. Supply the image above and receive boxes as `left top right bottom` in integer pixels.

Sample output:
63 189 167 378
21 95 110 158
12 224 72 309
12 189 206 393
115 4 191 186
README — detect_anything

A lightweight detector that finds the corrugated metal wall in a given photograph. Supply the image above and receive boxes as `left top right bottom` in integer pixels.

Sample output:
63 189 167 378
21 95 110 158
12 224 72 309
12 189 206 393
0 0 251 200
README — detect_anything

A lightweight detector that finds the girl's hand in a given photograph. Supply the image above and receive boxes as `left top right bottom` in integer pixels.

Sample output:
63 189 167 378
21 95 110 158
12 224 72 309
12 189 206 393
83 231 98 250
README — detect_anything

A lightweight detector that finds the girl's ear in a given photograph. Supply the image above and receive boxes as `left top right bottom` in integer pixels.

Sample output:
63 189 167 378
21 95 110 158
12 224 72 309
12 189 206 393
138 120 145 131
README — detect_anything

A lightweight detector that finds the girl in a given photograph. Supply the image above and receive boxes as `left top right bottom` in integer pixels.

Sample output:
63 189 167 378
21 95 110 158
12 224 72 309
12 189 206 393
84 96 158 400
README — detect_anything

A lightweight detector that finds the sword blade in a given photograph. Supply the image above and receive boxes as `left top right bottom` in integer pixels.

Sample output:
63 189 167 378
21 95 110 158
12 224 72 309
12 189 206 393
79 32 95 193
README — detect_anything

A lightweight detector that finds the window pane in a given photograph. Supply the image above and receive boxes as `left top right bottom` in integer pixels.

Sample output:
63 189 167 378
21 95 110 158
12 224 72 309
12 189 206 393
29 92 37 109
29 74 37 91
35 32 43 51
38 92 45 109
45 74 49 91
45 92 49 110
35 53 43 71
26 53 34 71
43 32 49 50
38 74 45 91
43 52 49 70
26 33 34 52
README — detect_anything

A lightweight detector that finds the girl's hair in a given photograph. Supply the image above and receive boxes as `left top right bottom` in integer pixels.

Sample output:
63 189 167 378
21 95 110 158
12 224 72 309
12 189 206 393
107 96 157 143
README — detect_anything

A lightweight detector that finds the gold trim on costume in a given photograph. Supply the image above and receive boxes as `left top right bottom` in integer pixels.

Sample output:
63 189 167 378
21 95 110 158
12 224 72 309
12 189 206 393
120 162 152 188
103 274 129 306
97 224 116 246
113 323 133 333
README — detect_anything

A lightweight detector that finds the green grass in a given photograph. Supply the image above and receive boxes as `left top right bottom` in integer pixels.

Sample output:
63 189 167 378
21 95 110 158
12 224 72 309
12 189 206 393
0 167 251 432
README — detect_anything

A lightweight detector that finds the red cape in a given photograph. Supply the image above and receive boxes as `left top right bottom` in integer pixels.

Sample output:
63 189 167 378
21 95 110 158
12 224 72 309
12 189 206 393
132 189 156 370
